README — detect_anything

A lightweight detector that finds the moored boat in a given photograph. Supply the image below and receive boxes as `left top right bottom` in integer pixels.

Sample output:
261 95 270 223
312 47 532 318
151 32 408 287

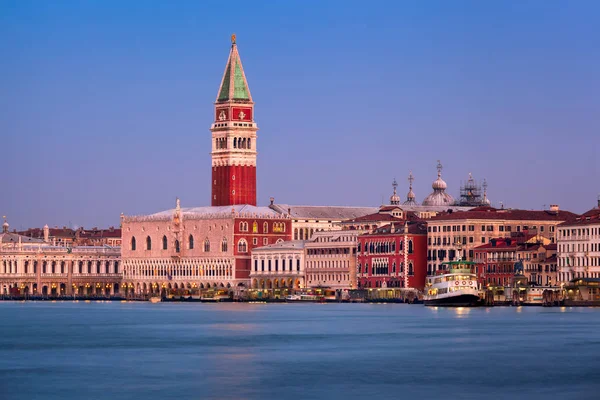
149 296 161 303
423 260 481 307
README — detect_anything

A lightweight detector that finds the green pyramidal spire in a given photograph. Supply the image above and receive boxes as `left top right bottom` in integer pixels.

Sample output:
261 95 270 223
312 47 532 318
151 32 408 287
216 34 252 103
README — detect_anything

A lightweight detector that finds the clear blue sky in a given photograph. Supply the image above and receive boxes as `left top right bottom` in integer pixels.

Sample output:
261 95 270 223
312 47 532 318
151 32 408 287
2 0 599 230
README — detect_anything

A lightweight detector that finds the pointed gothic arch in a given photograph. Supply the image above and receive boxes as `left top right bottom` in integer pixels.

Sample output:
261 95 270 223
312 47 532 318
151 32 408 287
131 236 136 251
146 236 152 250
189 234 194 250
204 238 210 252
221 237 228 252
162 235 168 250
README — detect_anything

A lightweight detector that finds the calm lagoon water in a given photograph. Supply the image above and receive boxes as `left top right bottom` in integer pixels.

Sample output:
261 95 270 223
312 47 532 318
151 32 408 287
1 302 599 400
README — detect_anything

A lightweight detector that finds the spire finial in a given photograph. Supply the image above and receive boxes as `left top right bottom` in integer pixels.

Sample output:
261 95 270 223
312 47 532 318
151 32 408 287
231 33 236 45
436 160 443 177
408 171 414 189
392 178 398 194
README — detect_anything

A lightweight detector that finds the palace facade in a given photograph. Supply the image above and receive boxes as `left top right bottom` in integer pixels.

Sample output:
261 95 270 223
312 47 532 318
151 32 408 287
121 202 291 295
557 201 600 284
1 220 121 296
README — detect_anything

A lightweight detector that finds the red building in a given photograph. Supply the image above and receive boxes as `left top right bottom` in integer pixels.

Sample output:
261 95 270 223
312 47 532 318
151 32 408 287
357 220 428 290
473 236 521 287
210 34 257 206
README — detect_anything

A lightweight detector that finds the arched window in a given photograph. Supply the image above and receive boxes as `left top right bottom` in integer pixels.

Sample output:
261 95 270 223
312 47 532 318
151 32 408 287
252 222 258 233
146 236 152 250
233 138 237 148
294 228 298 240
238 239 248 253
175 240 180 253
204 238 210 252
408 240 413 254
114 262 119 274
248 138 252 149
189 235 194 250
221 238 228 252
131 236 136 251
162 235 167 250
263 222 268 233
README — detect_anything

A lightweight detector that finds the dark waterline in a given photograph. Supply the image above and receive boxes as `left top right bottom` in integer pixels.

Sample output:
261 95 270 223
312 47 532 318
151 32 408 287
1 302 599 400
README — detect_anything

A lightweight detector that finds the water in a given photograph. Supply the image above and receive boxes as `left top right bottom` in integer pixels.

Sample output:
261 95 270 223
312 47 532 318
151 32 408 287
1 302 599 400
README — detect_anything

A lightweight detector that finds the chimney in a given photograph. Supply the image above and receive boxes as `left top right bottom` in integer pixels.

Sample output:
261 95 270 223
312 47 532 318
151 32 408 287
270 197 274 206
550 204 559 213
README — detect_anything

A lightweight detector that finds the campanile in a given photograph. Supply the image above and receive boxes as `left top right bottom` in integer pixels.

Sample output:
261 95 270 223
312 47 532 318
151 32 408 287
210 34 258 206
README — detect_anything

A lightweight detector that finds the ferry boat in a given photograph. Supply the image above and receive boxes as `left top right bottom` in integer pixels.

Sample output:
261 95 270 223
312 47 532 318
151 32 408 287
423 260 481 307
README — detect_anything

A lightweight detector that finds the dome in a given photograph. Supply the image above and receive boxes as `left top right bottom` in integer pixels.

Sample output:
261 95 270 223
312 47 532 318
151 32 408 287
432 176 447 190
422 191 455 206
403 189 418 206
389 178 400 205
422 160 455 207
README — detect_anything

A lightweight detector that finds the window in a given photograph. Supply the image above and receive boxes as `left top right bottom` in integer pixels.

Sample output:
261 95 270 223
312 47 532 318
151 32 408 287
162 235 167 250
240 222 248 232
408 240 413 254
146 236 152 250
253 237 258 245
204 238 210 252
238 239 248 253
221 238 228 252
114 262 119 274
175 240 180 253
189 235 194 250
252 222 258 233
254 259 258 272
263 222 268 233
297 259 300 272
131 237 136 251
263 238 268 245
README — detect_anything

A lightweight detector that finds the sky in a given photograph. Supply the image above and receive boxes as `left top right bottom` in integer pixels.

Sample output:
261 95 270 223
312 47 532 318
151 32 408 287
1 0 599 230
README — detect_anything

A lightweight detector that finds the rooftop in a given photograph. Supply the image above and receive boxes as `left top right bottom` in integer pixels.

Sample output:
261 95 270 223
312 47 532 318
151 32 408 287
270 204 378 220
429 206 578 222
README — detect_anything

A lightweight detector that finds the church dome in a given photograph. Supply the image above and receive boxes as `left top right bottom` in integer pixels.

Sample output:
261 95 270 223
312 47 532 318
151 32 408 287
432 176 447 191
402 171 418 206
422 161 455 207
389 178 401 205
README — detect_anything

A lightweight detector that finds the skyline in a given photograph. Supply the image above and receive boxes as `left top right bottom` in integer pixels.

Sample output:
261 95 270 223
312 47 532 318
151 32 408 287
2 0 599 229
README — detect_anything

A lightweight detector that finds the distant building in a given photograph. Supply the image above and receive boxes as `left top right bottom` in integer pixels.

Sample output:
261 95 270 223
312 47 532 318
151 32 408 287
1 219 121 296
357 220 428 290
473 234 557 287
121 201 292 295
305 230 359 290
250 240 306 292
269 200 377 240
557 199 600 284
16 225 121 247
427 205 578 275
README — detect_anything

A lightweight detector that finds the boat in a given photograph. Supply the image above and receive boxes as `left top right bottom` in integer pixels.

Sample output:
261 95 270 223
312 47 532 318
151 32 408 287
149 296 161 303
285 294 302 301
423 260 481 307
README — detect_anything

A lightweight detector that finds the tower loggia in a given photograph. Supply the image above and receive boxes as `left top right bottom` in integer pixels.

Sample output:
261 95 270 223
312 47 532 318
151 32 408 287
211 34 258 206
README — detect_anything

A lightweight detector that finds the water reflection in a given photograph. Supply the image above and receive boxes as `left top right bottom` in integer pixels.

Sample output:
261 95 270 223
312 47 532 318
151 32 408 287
1 303 600 400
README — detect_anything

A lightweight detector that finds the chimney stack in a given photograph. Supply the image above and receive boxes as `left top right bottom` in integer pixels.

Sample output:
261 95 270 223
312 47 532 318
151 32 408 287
550 204 559 213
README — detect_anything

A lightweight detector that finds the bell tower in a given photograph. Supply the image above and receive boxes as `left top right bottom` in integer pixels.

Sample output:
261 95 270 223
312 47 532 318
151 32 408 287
210 34 258 206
